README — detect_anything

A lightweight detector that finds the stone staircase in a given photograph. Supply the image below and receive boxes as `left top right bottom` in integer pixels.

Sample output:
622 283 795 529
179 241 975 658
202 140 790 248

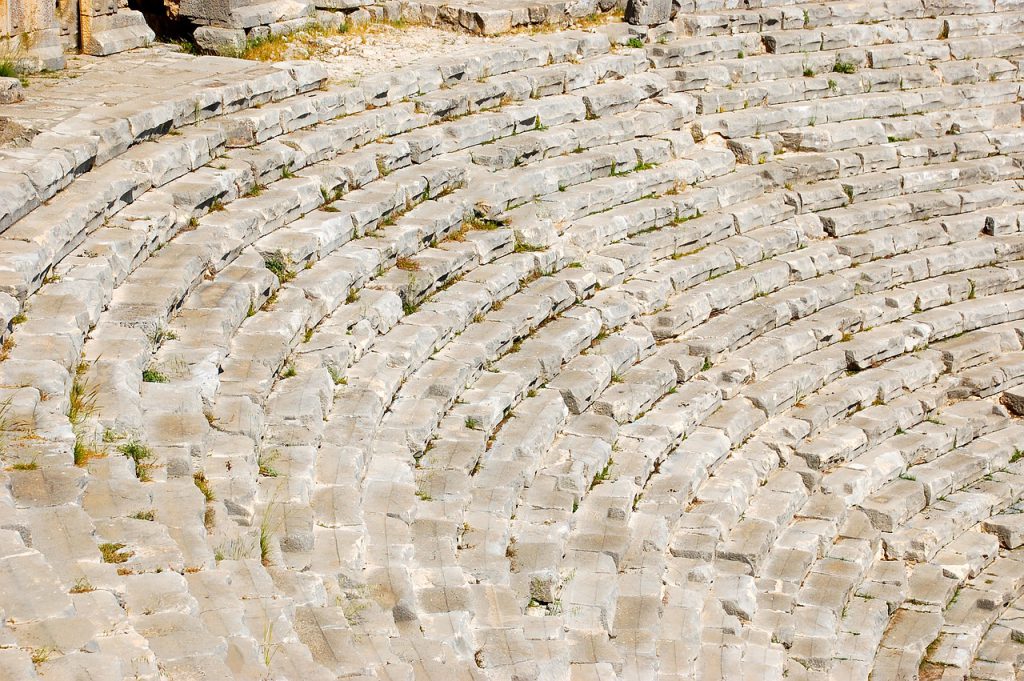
0 2 1024 679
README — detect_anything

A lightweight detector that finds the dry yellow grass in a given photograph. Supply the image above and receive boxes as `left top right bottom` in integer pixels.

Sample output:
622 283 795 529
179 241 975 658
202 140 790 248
396 256 420 271
240 22 350 61
509 9 623 35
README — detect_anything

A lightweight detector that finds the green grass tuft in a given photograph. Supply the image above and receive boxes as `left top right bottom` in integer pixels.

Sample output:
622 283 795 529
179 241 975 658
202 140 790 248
264 254 296 283
142 368 168 383
119 440 156 481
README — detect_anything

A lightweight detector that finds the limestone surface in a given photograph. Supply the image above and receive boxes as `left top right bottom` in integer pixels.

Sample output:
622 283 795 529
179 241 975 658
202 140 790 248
1 3 1024 680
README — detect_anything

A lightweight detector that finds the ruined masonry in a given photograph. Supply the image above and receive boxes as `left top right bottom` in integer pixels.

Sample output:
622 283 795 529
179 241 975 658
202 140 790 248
0 0 153 68
1 0 627 69
186 0 629 52
1 0 1024 679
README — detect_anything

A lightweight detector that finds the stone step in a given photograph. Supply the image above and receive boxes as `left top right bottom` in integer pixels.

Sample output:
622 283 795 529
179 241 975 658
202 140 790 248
2 5 1024 677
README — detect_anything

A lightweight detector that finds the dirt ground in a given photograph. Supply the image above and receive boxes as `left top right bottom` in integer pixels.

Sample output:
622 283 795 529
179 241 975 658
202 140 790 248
315 24 507 84
0 117 33 146
239 15 619 84
240 22 508 85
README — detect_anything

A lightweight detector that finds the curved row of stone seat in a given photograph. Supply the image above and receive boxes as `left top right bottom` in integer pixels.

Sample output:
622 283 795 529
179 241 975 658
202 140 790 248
3 1 1024 677
638 195 1023 355
652 21 1024 109
0 32 632 321
468 129 1024 667
245 140 1024 671
12 19 1019 446
561 135 1024 308
630 335 1023 678
677 219 1024 354
15 41 671 427
656 1 1024 67
335 166 1024 671
0 53 704 675
692 81 1019 143
0 57 328 229
532 325 1013 676
675 2 1024 38
0 27 692 679
690 58 1017 122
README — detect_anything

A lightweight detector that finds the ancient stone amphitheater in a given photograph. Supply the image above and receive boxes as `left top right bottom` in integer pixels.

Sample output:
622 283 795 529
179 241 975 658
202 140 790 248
2 0 1024 679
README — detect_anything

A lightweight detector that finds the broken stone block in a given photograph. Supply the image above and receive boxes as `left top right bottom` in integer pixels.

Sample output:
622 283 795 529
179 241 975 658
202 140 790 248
626 0 672 26
194 27 247 56
0 77 23 104
983 513 1024 549
1000 386 1024 415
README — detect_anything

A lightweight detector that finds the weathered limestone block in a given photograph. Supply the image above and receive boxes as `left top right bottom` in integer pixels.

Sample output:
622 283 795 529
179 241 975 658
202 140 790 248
0 530 75 623
712 574 757 620
625 0 671 26
1001 386 1024 415
82 9 154 56
193 26 246 54
0 77 23 104
933 530 999 580
460 8 512 35
859 479 926 533
982 514 1024 549
0 0 66 72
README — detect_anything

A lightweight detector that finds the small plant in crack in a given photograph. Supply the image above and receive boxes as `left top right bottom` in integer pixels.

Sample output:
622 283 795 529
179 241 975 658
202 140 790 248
327 365 347 385
258 449 280 478
264 254 296 283
119 440 156 481
396 256 420 271
99 542 133 564
148 326 178 346
142 368 168 383
193 471 215 502
70 577 94 593
258 503 280 567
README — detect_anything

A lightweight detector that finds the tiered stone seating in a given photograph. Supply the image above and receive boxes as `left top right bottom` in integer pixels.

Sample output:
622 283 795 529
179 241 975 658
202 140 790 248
1 1 1023 679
